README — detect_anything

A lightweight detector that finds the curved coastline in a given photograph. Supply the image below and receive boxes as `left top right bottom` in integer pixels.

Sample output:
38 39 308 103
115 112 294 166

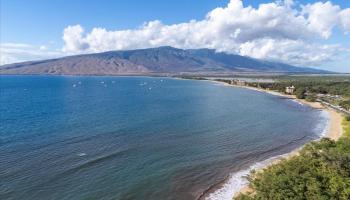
202 80 343 200
2 75 344 199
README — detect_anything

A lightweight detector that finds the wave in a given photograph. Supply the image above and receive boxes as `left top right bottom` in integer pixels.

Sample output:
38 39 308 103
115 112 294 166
204 153 289 200
314 110 330 138
291 99 304 106
204 108 331 200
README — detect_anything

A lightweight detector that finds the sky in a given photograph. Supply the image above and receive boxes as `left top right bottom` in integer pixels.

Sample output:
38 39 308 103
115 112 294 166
1 0 350 72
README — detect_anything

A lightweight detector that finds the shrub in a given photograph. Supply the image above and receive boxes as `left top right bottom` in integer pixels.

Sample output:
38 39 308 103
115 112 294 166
236 138 350 200
305 94 317 102
295 88 306 99
343 117 350 138
340 100 350 111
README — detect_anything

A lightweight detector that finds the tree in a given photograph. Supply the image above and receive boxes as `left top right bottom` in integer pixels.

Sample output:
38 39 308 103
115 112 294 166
295 88 306 99
305 94 317 102
236 138 350 200
340 100 350 111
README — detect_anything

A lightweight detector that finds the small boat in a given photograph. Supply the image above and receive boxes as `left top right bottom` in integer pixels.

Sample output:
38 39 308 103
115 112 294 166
78 153 86 157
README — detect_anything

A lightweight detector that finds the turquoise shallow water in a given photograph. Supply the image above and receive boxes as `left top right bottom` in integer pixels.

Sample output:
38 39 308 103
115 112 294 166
0 76 326 200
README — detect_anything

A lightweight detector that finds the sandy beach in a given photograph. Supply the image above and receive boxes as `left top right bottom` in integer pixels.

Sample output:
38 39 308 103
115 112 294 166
208 80 345 199
212 80 344 140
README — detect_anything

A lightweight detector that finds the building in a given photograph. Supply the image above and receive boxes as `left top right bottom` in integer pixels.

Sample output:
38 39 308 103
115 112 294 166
285 85 295 94
231 79 246 86
236 80 246 86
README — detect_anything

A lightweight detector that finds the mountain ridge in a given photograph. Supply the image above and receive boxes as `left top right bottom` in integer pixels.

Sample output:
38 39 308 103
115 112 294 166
0 46 329 75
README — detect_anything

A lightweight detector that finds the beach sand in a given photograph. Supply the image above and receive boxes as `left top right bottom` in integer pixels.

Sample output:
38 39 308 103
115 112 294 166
208 80 345 199
325 107 343 140
212 80 344 140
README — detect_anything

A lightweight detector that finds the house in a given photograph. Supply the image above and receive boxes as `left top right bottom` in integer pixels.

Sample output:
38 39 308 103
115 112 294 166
231 79 246 86
285 86 295 94
236 80 246 86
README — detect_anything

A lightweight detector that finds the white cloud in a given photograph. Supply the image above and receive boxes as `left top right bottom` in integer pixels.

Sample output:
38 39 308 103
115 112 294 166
340 8 350 33
39 45 47 50
59 0 350 67
302 1 342 39
0 43 64 65
62 25 89 52
239 38 340 66
2 0 350 68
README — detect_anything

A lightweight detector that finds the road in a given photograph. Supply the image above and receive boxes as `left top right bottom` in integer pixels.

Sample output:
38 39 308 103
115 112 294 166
317 99 350 116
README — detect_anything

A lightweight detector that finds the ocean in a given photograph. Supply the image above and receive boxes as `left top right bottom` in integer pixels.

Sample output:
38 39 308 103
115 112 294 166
0 76 328 200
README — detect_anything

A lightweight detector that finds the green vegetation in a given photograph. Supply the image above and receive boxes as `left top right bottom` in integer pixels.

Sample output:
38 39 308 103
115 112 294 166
253 81 350 97
346 116 350 121
340 100 350 111
233 76 350 199
192 76 350 200
185 76 350 200
236 114 350 200
232 76 350 106
236 137 350 200
305 93 317 102
183 76 350 96
211 76 350 106
343 116 350 138
260 79 350 107
294 88 306 99
179 76 208 80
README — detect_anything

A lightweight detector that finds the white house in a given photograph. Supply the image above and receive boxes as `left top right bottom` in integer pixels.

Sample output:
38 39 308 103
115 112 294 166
285 86 295 94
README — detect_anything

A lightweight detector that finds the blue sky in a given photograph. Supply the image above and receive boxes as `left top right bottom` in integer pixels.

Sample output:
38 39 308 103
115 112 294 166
1 0 350 72
2 0 228 46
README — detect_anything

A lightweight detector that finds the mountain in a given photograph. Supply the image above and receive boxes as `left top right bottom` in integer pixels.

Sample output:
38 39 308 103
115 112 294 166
0 46 328 75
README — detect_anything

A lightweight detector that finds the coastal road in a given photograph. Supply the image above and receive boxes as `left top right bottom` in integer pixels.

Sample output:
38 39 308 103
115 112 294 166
318 99 350 116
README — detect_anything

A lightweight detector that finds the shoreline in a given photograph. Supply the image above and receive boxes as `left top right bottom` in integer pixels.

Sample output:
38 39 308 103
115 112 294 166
211 80 343 140
204 80 344 200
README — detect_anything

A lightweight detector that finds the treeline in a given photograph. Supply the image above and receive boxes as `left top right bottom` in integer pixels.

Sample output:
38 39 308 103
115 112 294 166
340 100 350 111
236 118 350 200
215 77 350 105
248 81 350 97
213 77 350 97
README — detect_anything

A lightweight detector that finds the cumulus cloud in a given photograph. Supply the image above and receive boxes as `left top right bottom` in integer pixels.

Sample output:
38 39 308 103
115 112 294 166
59 0 350 66
62 25 89 52
302 1 346 38
340 8 350 33
1 0 349 67
239 39 341 66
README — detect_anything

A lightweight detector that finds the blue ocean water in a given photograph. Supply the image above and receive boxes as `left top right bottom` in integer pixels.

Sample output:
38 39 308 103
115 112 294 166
0 76 326 200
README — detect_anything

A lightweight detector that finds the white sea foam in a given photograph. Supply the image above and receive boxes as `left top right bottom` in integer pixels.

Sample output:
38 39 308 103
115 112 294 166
206 108 331 200
315 110 330 138
291 99 304 106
